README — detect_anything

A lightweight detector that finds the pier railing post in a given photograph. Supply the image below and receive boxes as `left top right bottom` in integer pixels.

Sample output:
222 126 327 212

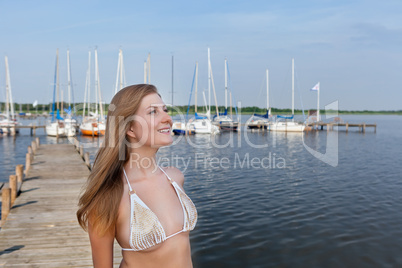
1 187 11 225
28 146 34 161
79 145 84 157
25 153 31 176
31 141 37 154
9 175 17 205
16 164 24 192
84 152 91 170
36 137 40 147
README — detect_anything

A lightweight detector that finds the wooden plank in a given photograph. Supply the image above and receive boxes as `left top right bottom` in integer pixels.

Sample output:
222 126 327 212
0 144 122 267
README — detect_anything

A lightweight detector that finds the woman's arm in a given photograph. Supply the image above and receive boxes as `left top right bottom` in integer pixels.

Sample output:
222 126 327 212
88 220 114 268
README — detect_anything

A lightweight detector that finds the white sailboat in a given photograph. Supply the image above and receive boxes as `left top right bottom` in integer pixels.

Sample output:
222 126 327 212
187 48 220 135
64 49 77 137
0 56 20 135
247 69 271 129
270 58 305 132
114 48 126 95
213 58 239 131
80 49 106 136
46 49 67 137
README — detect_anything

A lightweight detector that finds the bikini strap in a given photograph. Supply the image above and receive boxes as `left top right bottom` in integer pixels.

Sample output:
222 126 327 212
122 167 136 195
158 166 174 183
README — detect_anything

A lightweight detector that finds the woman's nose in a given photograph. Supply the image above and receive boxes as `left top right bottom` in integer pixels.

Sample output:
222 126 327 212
162 110 173 125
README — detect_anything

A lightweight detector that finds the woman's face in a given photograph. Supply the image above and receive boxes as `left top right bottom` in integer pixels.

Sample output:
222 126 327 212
128 93 173 148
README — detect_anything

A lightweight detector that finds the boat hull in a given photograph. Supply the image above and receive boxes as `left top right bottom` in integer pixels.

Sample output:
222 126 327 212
269 122 305 132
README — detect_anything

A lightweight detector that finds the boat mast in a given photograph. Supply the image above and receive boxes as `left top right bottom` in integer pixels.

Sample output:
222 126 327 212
225 58 228 111
67 50 71 112
56 49 60 115
171 55 174 108
84 51 91 118
51 50 58 121
114 49 125 95
209 59 220 119
143 60 147 84
5 56 15 120
114 49 121 95
120 49 124 91
317 82 320 121
95 49 104 119
195 61 198 113
266 69 270 114
94 49 99 116
207 47 211 117
292 58 294 121
147 53 151 84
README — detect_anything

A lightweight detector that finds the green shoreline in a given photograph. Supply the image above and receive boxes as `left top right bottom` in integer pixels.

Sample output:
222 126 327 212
2 102 401 116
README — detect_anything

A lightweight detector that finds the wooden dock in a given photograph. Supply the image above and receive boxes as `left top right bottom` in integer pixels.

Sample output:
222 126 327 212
0 143 122 267
1 125 46 136
306 122 377 133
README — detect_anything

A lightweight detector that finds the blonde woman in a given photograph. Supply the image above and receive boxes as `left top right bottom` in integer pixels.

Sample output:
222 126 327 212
77 84 197 268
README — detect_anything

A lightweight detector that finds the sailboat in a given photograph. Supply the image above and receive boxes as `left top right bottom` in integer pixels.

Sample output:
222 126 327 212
80 49 106 136
270 58 305 132
0 56 20 135
114 48 126 95
63 49 77 137
46 49 67 137
212 58 239 131
172 60 196 136
247 69 271 129
186 48 220 134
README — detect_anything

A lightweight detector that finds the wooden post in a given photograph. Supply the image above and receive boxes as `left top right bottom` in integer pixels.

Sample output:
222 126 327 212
84 152 91 169
28 146 34 161
33 126 36 136
31 140 37 154
1 187 11 224
16 164 24 192
326 124 330 132
36 137 40 147
346 122 349 133
79 145 84 157
363 123 366 133
25 153 31 175
9 175 17 205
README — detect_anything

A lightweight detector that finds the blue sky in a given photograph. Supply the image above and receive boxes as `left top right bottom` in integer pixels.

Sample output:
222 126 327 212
1 0 401 111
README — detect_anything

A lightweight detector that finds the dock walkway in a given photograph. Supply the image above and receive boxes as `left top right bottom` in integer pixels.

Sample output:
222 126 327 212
0 144 122 267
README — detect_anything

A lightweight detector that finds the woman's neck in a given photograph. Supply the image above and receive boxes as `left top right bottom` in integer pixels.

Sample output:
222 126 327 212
125 148 159 177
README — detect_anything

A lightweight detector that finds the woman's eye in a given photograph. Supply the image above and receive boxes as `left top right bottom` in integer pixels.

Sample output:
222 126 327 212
164 109 168 113
149 110 156 114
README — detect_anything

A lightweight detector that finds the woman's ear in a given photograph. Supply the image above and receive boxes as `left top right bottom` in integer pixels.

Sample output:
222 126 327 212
126 126 136 139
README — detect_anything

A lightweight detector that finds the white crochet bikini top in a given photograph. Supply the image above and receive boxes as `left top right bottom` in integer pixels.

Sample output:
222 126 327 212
121 167 197 251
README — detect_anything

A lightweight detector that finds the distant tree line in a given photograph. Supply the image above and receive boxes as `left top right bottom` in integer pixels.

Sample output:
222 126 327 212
1 102 401 115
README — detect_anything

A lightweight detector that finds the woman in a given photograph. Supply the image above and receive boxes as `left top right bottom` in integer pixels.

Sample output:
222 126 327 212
77 84 197 268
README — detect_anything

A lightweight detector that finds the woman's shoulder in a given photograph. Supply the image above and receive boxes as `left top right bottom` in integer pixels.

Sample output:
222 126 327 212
161 166 185 186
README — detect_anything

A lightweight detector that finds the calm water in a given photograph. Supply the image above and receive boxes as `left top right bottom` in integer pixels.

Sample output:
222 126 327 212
1 115 402 267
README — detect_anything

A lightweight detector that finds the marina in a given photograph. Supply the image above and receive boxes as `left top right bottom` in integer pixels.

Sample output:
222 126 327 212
0 115 401 267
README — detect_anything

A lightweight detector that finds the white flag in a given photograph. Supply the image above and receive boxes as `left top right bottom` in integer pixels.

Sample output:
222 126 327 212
33 100 38 107
311 82 320 91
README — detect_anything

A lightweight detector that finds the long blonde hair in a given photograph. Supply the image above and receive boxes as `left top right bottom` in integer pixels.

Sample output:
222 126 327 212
77 84 159 235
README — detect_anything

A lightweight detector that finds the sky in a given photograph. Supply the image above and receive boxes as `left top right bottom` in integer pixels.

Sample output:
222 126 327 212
0 0 401 111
